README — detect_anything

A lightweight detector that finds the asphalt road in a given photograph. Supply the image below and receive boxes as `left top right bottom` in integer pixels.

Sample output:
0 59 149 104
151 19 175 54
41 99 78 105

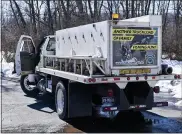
1 77 182 133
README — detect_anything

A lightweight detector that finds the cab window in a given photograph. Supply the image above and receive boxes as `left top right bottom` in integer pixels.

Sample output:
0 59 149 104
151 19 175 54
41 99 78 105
21 39 35 53
46 38 56 51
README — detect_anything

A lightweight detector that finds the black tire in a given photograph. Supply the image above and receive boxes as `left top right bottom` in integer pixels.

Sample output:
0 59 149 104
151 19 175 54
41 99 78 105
55 81 68 120
20 74 39 97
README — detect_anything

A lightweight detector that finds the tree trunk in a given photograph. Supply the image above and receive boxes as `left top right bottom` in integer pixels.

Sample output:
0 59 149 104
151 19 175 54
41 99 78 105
152 0 155 14
31 0 37 35
12 0 26 29
126 0 129 18
131 0 135 17
9 0 20 28
60 0 70 28
46 0 54 34
141 0 144 15
88 0 94 22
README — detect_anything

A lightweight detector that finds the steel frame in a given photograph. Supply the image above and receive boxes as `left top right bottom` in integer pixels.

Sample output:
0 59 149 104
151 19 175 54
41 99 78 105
35 55 182 84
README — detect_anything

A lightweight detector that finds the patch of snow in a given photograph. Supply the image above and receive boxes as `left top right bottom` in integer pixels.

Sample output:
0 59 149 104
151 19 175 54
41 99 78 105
162 54 168 59
157 59 182 102
1 62 18 78
172 85 182 99
0 51 6 63
156 80 173 93
175 100 182 107
0 51 19 79
168 101 175 106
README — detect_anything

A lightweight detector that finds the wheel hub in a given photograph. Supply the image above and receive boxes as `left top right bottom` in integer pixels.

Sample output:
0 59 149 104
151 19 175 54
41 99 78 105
57 89 64 114
24 76 35 91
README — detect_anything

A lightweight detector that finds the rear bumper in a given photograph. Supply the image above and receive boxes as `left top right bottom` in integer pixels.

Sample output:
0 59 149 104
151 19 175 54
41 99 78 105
84 74 182 84
94 101 168 118
153 101 168 107
102 102 168 111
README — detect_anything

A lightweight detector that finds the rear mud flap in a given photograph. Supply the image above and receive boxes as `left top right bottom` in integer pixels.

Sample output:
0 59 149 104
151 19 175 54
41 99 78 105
116 83 154 111
68 82 92 118
118 87 130 110
144 88 154 109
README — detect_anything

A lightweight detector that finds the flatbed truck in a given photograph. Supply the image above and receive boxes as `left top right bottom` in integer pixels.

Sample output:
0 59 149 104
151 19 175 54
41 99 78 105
15 15 182 119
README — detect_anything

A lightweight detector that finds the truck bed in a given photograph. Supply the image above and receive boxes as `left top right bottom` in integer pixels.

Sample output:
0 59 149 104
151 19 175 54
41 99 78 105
55 15 163 76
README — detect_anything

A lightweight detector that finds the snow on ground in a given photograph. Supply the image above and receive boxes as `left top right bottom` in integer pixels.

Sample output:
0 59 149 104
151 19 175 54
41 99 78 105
175 100 182 107
0 51 19 78
1 62 19 78
156 59 182 106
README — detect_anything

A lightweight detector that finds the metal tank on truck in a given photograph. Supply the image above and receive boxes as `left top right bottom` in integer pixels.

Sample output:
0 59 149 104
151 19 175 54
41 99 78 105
15 14 181 120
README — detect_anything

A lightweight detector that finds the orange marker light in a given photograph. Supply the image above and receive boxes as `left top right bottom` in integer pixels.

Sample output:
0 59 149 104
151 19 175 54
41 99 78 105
112 13 119 19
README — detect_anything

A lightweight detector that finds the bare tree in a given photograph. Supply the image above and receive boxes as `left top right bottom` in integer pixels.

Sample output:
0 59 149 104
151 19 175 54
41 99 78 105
46 0 54 34
2 0 182 61
9 0 20 28
12 0 26 29
60 0 71 28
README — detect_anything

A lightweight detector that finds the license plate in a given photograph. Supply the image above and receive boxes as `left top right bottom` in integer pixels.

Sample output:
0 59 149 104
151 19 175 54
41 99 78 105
120 68 151 74
102 97 115 103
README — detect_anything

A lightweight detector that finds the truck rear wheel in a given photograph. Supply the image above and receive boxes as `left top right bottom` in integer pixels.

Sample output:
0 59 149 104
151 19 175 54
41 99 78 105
20 74 39 97
55 81 67 119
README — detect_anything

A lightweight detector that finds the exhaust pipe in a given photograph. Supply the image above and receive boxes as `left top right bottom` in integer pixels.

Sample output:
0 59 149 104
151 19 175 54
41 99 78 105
165 66 173 74
161 64 173 75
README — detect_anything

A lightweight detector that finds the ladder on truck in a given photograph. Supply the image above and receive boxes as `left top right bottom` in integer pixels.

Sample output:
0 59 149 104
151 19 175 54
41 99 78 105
36 55 182 84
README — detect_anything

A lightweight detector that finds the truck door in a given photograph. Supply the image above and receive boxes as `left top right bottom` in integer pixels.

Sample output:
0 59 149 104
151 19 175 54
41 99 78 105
15 35 36 75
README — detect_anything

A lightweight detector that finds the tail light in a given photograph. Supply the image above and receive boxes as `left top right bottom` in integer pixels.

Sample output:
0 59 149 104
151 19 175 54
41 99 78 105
88 78 92 82
104 107 111 111
174 75 180 79
88 78 96 82
153 86 160 93
103 107 117 111
108 89 113 97
114 77 120 81
92 78 96 82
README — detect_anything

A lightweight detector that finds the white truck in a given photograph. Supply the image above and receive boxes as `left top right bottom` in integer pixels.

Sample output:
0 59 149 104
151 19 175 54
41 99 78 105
15 15 181 119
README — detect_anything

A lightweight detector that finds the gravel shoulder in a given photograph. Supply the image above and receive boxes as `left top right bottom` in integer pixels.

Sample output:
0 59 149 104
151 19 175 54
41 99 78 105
1 79 72 133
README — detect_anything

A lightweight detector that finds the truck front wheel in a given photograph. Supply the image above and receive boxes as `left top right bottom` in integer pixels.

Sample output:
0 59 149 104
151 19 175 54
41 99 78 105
55 81 67 119
20 74 39 97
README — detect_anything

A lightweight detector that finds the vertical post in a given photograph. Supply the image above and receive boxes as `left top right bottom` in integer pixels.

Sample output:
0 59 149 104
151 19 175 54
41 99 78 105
65 59 68 71
90 59 93 77
43 56 46 67
74 59 76 73
53 58 55 68
60 59 62 70
80 60 83 75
